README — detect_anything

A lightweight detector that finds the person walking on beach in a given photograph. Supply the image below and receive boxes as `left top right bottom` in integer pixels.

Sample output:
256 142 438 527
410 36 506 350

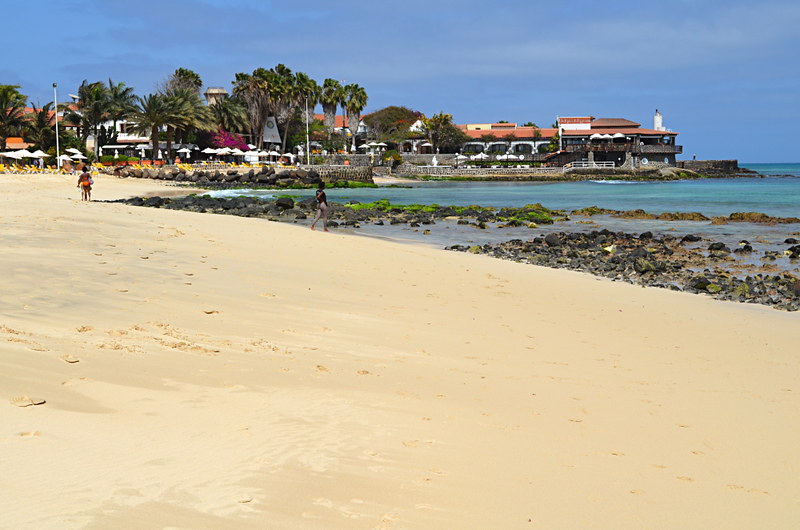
77 168 93 201
310 182 329 231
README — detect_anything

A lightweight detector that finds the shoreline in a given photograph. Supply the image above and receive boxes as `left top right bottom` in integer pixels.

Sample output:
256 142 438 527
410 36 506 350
110 193 800 311
3 171 799 528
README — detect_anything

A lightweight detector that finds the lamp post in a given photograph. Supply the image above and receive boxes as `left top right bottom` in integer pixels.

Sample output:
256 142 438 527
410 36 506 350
53 82 60 170
304 96 311 166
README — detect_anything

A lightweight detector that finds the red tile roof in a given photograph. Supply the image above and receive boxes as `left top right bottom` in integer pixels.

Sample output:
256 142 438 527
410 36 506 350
461 127 557 140
313 114 349 128
590 118 641 128
562 127 677 136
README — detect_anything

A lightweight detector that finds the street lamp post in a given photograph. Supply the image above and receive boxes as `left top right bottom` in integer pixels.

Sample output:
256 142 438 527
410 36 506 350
305 96 311 166
53 83 60 170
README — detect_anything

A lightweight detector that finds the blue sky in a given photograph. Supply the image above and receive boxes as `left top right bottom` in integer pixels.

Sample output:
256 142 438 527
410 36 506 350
3 0 799 162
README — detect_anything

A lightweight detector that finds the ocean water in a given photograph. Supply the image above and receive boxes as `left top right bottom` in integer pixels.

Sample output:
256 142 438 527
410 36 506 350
211 164 800 219
204 164 800 260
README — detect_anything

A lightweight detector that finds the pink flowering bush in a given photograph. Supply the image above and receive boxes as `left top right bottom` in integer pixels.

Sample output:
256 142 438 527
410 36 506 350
212 128 249 150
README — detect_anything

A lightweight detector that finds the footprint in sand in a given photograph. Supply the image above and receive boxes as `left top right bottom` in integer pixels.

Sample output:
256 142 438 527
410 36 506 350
18 431 41 437
76 326 93 333
676 476 695 482
357 370 371 375
315 365 329 373
10 396 46 407
203 310 219 314
59 354 80 363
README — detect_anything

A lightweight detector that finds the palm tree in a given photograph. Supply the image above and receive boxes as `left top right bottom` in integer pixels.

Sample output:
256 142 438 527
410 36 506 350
294 72 319 124
0 85 27 150
211 96 249 134
268 64 296 153
422 112 454 152
232 71 270 147
164 88 215 158
106 79 137 143
65 80 110 156
320 79 344 140
128 93 175 161
164 68 202 95
23 102 56 151
343 84 368 152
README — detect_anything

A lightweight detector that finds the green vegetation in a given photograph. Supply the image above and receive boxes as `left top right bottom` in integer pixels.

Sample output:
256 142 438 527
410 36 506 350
99 154 140 163
344 199 495 215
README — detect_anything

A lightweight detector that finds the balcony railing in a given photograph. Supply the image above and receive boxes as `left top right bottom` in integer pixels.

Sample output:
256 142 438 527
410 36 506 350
565 143 682 154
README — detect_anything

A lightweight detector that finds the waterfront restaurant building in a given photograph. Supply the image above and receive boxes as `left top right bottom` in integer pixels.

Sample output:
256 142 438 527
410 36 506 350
556 111 682 168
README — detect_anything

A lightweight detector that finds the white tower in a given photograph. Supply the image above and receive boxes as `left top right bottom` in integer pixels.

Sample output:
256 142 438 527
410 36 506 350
653 109 665 131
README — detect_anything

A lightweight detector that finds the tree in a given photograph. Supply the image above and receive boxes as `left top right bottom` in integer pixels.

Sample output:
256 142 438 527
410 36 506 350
211 96 249 134
163 88 214 160
320 79 344 140
0 85 27 150
343 83 367 151
106 79 137 143
232 71 271 147
23 102 56 150
522 121 538 127
128 94 173 161
65 80 111 155
163 68 202 95
421 112 453 152
436 122 470 154
362 106 423 142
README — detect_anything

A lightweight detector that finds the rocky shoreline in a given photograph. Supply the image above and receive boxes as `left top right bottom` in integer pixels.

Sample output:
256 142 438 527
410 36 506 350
107 194 800 311
447 231 800 312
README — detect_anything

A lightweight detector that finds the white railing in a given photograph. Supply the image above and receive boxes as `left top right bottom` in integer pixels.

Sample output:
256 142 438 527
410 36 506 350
564 161 616 170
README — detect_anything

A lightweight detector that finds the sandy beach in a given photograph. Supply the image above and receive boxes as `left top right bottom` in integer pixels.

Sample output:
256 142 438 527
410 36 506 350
1 171 798 529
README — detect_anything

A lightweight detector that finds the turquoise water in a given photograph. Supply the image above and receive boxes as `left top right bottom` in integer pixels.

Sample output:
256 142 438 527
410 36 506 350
213 169 800 219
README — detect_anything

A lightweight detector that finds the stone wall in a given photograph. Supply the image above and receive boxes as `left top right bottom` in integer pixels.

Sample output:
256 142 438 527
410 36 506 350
300 165 373 182
676 160 739 171
393 162 563 178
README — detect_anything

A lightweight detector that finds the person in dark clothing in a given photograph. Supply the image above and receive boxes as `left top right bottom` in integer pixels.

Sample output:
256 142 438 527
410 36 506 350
310 182 329 231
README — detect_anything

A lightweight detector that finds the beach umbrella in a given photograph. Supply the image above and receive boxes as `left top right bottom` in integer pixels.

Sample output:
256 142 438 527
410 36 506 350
57 154 72 161
71 153 87 159
65 148 82 154
590 133 602 140
230 148 245 156
177 147 191 153
375 142 387 147
612 133 626 139
201 147 218 154
358 144 370 149
3 151 24 159
15 149 35 157
216 147 232 155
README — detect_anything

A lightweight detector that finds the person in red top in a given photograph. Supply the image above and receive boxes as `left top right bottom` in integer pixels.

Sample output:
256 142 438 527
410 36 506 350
77 168 93 201
310 182 329 231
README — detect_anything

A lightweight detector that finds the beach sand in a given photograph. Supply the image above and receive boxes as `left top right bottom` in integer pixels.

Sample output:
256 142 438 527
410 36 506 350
1 172 798 529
